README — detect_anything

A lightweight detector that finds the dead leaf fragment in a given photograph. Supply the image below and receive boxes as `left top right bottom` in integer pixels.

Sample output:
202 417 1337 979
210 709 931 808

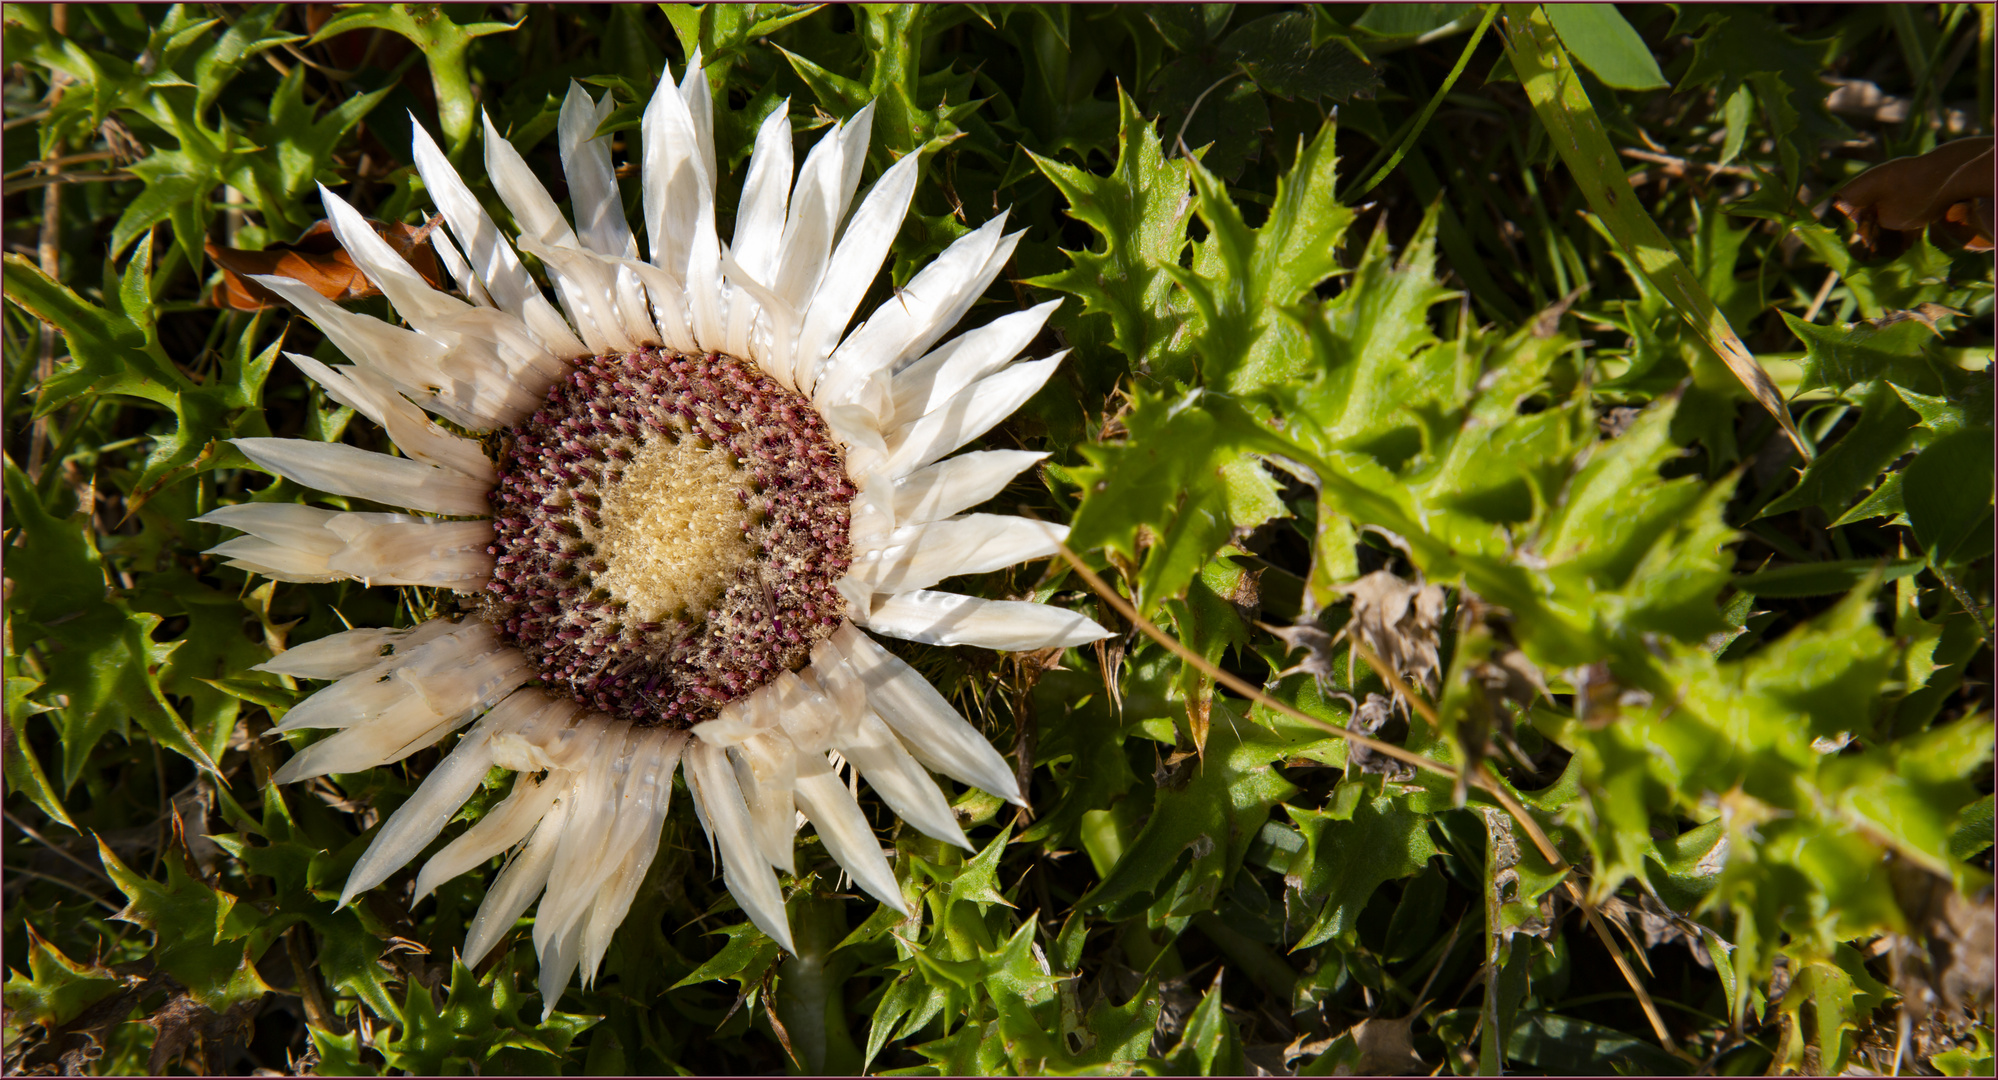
143 992 260 1075
1341 1015 1427 1076
1264 616 1338 692
1336 570 1448 697
1834 137 1995 251
1342 692 1415 782
207 216 447 310
1867 302 1966 332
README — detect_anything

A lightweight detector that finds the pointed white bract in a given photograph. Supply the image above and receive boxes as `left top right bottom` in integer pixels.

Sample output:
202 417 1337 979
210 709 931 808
252 621 454 680
270 625 530 783
412 768 565 902
559 83 638 260
849 514 1071 595
230 438 493 517
875 353 1068 479
685 739 797 954
285 353 496 480
339 690 546 905
831 625 1026 807
890 301 1062 426
198 505 492 588
832 711 972 851
892 450 1048 526
863 589 1112 651
409 118 588 361
212 54 1097 1016
793 752 908 913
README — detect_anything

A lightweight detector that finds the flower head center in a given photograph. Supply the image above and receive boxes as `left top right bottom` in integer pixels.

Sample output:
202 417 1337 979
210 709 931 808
483 349 854 729
591 433 751 625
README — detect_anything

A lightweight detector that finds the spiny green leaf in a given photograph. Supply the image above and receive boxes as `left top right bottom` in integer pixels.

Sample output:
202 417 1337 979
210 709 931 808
1226 13 1380 105
1162 555 1256 750
1950 795 1995 861
669 4 823 73
671 920 782 993
4 460 223 786
249 66 392 227
1066 387 1289 616
908 918 1058 1013
1081 702 1302 927
305 1026 370 1076
1287 787 1440 949
1782 313 1965 398
1892 378 1995 436
915 822 1016 933
1276 207 1456 451
2 923 125 1034
96 839 279 1012
1904 429 1995 565
308 5 519 154
191 5 304 117
2 657 77 832
1761 380 1924 519
1176 116 1355 395
5 238 185 417
1768 945 1889 1074
1027 89 1197 384
1534 398 1692 582
1160 970 1245 1076
1670 6 1847 191
378 953 596 1074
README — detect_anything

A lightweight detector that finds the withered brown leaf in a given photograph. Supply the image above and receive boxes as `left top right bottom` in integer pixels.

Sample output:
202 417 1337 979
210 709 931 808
206 216 446 310
1834 136 1994 252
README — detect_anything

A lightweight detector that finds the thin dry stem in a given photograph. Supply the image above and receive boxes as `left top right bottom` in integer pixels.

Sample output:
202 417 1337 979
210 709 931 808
26 122 64 480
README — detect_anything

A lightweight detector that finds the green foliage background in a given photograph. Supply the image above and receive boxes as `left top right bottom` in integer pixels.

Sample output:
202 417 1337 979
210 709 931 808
3 3 1992 1075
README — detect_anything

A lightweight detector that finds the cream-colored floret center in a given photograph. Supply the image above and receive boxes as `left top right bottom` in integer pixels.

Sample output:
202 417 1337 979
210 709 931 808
590 434 754 624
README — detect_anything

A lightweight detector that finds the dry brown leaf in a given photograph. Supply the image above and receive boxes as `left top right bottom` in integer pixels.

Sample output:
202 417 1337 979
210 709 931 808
1867 302 1967 332
1834 137 1995 251
1943 196 1995 252
1263 617 1339 692
1344 692 1416 782
142 992 260 1075
1334 570 1448 697
1341 1015 1427 1076
206 216 446 310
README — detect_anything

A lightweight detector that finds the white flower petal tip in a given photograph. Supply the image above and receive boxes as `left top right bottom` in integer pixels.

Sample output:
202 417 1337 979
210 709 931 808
888 450 1049 528
849 514 1068 596
795 756 909 915
268 623 529 784
877 353 1068 479
200 503 493 589
832 626 1028 808
686 740 798 955
861 590 1111 651
337 690 550 907
229 437 492 518
833 712 974 851
282 353 495 481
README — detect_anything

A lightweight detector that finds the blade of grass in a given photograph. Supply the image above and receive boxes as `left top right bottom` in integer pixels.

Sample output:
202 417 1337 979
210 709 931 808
1352 4 1501 199
1498 3 1812 461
